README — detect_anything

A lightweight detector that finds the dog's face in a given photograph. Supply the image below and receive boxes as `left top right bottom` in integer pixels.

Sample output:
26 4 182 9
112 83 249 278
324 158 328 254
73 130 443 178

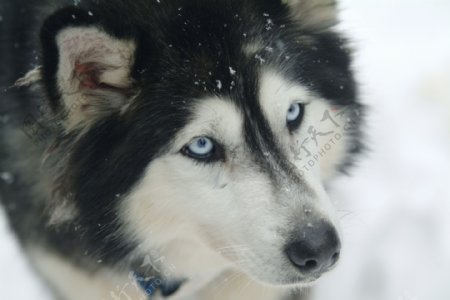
125 74 352 285
39 0 362 287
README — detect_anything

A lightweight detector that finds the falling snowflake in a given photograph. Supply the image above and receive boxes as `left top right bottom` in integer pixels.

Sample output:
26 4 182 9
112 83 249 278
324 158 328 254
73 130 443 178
255 54 266 64
0 172 14 185
216 80 222 90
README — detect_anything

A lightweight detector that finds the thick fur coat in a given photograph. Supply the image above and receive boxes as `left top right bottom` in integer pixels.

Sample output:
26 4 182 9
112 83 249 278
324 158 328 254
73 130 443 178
0 0 363 299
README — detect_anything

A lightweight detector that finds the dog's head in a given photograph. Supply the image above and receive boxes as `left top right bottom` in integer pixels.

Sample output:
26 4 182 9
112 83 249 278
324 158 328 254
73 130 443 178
37 0 363 287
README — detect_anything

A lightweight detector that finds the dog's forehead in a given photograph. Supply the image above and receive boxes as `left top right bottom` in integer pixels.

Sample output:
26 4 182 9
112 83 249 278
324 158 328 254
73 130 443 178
138 1 355 107
136 1 295 96
180 70 292 135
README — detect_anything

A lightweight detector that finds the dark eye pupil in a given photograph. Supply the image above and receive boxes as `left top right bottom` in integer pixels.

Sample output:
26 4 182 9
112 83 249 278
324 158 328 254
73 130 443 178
198 138 206 147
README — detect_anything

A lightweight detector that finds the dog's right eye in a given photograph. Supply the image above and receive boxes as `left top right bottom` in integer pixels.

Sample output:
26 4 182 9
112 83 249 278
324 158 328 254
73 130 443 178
182 137 225 162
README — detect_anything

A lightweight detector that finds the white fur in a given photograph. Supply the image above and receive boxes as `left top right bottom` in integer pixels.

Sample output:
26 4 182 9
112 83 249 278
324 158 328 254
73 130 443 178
28 247 147 300
30 245 289 300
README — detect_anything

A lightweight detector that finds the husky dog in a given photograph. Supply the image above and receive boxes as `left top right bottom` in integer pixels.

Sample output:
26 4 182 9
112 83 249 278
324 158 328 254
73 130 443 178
0 0 364 299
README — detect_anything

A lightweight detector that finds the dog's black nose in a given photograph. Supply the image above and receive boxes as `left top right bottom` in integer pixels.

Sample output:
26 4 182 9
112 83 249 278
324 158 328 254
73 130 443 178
285 222 341 274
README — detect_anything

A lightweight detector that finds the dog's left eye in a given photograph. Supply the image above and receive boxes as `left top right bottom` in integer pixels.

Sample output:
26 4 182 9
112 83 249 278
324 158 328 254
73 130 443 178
286 103 305 131
182 137 224 162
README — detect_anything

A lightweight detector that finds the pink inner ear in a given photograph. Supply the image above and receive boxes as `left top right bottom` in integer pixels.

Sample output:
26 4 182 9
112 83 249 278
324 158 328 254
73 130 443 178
74 62 130 96
75 62 101 89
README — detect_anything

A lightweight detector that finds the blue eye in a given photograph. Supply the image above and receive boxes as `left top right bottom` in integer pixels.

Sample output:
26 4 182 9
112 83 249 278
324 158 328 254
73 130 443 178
287 103 301 121
182 137 224 162
188 137 214 156
286 103 305 131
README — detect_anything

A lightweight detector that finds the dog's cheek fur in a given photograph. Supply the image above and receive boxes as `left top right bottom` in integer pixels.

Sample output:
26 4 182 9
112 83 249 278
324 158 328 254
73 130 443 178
121 154 291 283
28 247 147 300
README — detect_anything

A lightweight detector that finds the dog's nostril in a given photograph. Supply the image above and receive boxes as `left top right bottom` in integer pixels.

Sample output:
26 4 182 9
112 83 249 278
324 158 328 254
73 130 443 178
331 252 340 265
302 259 318 272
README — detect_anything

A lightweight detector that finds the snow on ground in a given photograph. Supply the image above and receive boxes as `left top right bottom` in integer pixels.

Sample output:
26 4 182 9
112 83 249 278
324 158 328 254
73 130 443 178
313 1 450 300
0 207 53 299
1 1 450 299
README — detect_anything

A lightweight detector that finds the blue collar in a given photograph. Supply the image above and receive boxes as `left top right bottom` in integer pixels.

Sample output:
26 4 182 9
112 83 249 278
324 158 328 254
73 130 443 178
133 272 184 298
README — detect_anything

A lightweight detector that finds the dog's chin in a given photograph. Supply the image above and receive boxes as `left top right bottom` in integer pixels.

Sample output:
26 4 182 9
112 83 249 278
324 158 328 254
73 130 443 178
273 276 321 288
246 270 324 289
279 274 323 288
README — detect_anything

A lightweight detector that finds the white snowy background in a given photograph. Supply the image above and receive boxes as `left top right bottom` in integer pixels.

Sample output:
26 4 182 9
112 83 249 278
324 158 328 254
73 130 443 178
1 0 450 299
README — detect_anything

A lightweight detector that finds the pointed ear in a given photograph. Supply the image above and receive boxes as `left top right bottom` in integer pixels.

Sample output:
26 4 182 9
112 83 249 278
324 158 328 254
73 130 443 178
282 0 338 31
40 7 136 131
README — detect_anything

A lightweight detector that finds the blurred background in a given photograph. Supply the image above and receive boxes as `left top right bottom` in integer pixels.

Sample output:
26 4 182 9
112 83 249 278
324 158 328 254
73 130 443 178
1 0 450 299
